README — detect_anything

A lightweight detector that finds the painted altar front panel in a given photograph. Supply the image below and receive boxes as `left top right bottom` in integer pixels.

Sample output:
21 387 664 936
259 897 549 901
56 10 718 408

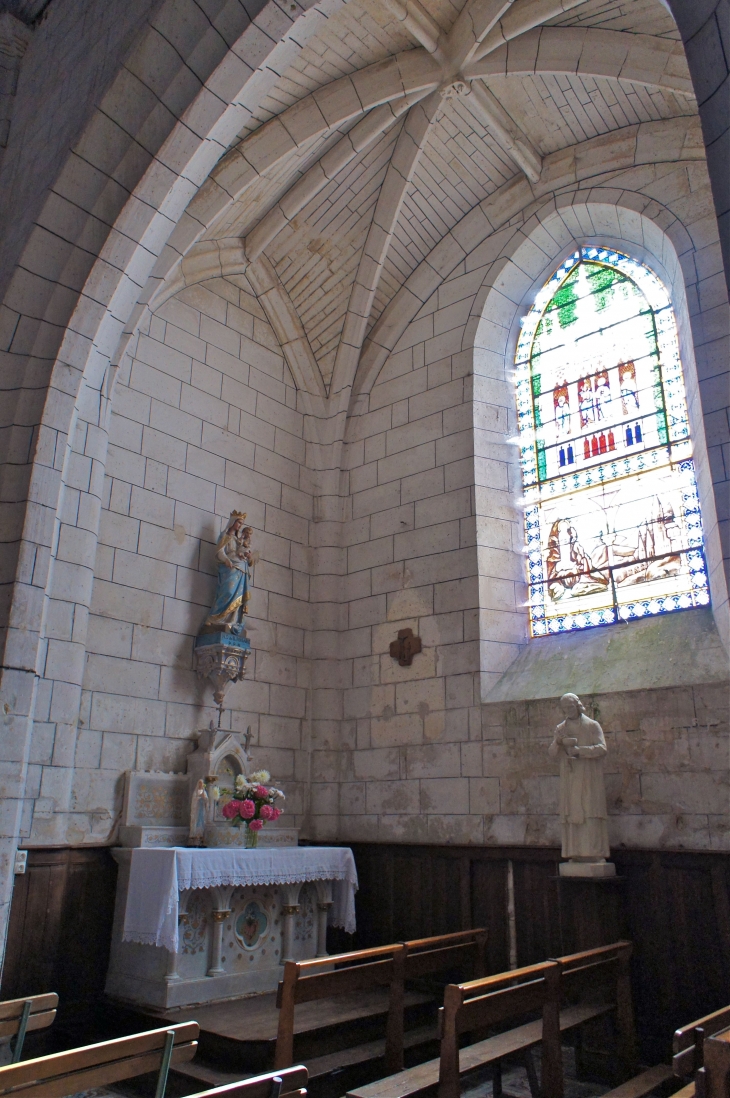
105 853 321 1009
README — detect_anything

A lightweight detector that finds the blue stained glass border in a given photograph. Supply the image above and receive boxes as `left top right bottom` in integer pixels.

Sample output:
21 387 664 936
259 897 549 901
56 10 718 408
516 248 710 636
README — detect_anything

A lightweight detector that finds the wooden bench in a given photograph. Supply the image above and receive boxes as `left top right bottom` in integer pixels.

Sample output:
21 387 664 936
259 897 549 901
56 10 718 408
347 940 637 1098
673 1006 730 1081
275 944 406 1070
701 1025 730 1098
388 930 488 1073
598 1065 676 1098
274 930 488 1075
439 960 563 1098
554 941 637 1080
188 1065 308 1098
0 1021 199 1097
0 993 58 1063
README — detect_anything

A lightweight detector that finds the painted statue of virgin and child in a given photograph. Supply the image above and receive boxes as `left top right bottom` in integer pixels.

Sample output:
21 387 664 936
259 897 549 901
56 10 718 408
200 511 254 637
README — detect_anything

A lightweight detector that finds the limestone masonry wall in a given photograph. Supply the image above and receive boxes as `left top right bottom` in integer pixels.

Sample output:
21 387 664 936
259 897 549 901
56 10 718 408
19 116 729 854
27 275 314 844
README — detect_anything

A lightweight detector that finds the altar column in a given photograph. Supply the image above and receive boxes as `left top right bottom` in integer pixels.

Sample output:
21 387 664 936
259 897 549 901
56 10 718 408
280 885 301 963
315 881 334 957
208 886 234 977
166 891 191 983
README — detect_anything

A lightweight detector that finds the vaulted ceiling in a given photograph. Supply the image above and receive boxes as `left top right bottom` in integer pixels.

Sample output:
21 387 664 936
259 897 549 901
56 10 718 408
158 0 694 400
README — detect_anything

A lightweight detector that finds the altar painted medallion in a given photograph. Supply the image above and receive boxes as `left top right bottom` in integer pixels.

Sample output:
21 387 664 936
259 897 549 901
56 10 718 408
235 901 270 950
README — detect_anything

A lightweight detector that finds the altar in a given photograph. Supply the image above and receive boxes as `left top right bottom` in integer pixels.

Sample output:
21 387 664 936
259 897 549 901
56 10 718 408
105 846 358 1009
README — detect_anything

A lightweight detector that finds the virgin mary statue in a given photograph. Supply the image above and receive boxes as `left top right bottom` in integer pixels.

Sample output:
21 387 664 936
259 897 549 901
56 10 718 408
201 511 252 636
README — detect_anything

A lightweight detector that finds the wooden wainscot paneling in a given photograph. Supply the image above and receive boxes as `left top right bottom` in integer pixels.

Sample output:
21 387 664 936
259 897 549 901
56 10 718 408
1 846 118 1047
338 842 730 1064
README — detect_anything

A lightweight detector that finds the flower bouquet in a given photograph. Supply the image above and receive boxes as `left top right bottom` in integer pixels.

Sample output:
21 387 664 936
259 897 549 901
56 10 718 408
220 770 285 847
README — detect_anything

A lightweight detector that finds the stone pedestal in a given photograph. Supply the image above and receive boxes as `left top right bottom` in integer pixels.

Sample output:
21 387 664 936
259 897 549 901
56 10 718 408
559 860 616 878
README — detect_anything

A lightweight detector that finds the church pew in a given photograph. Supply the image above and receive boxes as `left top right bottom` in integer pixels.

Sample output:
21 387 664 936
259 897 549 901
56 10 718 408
553 941 637 1080
187 1065 308 1098
0 1021 199 1097
387 930 488 1072
597 1065 676 1098
346 940 636 1098
274 944 406 1070
0 993 58 1062
700 1025 730 1098
438 960 563 1098
347 961 567 1098
274 930 488 1075
673 1005 730 1080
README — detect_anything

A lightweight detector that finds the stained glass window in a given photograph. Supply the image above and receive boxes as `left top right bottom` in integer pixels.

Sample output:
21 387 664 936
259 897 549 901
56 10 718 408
515 246 709 636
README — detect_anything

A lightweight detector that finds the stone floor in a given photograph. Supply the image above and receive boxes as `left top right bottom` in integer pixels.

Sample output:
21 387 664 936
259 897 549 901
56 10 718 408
461 1048 607 1098
67 1047 631 1098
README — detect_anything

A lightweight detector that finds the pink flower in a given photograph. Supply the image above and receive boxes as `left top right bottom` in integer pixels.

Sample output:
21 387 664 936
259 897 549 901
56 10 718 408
272 807 282 820
255 785 269 799
239 799 255 819
222 800 241 819
248 818 263 831
260 804 274 820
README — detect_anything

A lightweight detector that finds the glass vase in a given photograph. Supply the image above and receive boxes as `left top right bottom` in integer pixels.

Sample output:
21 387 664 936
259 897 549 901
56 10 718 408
245 824 258 848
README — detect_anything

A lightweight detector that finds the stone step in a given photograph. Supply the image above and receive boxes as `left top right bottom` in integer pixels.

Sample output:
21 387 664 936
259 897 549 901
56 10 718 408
167 1022 440 1098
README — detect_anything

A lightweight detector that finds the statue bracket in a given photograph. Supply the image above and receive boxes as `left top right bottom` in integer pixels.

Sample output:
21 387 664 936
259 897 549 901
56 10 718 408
194 632 250 712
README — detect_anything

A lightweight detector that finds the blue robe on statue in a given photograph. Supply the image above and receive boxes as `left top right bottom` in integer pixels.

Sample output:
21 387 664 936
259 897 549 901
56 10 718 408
204 530 250 635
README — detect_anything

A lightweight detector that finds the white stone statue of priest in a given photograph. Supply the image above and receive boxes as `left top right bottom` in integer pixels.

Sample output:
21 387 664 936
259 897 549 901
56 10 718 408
548 693 615 877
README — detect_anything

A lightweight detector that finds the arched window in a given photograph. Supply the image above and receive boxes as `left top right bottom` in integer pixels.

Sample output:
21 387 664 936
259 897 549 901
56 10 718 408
515 246 709 636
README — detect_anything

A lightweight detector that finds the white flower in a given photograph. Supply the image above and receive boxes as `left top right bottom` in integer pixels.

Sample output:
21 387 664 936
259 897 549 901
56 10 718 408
211 786 221 801
250 769 270 784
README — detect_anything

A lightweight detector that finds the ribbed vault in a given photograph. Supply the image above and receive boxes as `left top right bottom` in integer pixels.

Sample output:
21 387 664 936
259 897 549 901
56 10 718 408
152 0 693 400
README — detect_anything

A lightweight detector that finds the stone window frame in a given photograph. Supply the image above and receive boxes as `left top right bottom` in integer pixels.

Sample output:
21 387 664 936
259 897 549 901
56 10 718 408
471 197 728 695
512 243 708 637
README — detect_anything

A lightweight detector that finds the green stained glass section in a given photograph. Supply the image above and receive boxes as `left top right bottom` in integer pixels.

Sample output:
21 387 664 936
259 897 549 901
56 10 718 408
513 246 708 637
547 266 579 329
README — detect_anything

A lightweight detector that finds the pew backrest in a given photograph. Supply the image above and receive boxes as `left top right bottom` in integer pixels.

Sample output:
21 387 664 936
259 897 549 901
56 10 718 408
402 929 488 982
673 1005 730 1079
437 961 563 1098
274 930 488 1074
553 940 636 1079
187 1065 308 1098
0 1021 199 1098
383 929 487 1073
701 1026 730 1098
0 993 58 1062
274 945 406 1070
554 941 632 1000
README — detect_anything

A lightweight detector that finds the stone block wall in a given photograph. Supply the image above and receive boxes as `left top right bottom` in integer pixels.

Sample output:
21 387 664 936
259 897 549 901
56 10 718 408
26 274 314 843
306 120 730 849
13 117 730 853
312 319 485 845
480 683 729 851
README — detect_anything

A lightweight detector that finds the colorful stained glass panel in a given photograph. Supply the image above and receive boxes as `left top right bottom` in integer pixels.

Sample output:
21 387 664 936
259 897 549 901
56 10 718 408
515 248 708 636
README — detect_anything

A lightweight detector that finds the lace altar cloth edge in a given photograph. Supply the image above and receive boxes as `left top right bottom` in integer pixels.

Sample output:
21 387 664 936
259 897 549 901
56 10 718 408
122 846 358 951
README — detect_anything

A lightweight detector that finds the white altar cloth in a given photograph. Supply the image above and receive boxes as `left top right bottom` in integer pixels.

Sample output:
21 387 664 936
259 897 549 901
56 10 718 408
122 846 358 951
